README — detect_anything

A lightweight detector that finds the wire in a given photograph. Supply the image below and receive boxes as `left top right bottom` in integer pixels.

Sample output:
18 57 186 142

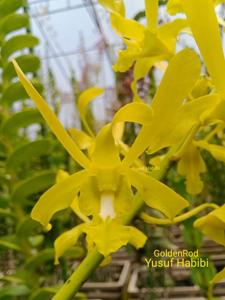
41 42 121 60
33 17 69 80
30 1 97 17
82 0 114 65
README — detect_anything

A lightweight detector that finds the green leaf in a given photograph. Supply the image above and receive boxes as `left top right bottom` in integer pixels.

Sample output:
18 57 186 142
0 0 25 18
6 139 53 171
0 239 21 252
0 270 39 289
0 13 29 37
0 140 7 154
3 54 40 81
28 235 44 247
16 216 41 238
11 171 56 203
28 287 58 300
64 246 84 260
0 285 30 299
182 217 203 249
1 109 44 136
191 257 216 292
0 275 25 285
0 208 16 219
1 34 39 61
1 80 43 105
25 248 55 270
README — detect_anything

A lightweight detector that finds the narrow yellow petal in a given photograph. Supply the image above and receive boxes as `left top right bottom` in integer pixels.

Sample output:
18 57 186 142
79 177 100 216
110 13 145 41
56 170 70 183
70 197 91 223
77 87 104 118
212 267 225 284
177 143 206 195
12 60 91 168
127 169 189 219
157 19 188 53
151 49 200 115
114 177 134 216
68 128 93 150
98 0 125 16
169 94 221 146
122 49 201 166
31 170 88 228
131 56 164 101
91 124 120 167
183 0 225 95
112 102 153 126
145 0 158 32
54 224 85 264
167 0 183 15
128 226 147 248
195 140 225 163
77 87 104 135
194 204 225 246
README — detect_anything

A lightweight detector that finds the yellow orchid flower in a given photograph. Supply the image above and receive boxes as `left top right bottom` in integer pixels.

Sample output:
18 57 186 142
194 140 225 163
77 87 104 136
54 216 146 263
167 0 224 16
177 142 206 195
99 0 188 101
183 0 225 96
13 60 191 258
194 204 225 246
114 49 221 168
54 170 146 263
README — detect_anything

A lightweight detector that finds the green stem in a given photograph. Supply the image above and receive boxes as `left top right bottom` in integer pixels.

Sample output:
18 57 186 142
52 249 103 300
52 144 173 300
140 203 219 225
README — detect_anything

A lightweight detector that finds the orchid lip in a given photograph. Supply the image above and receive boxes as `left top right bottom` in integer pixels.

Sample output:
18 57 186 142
99 191 115 219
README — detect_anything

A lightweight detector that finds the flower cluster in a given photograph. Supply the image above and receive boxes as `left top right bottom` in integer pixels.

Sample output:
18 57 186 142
13 0 225 290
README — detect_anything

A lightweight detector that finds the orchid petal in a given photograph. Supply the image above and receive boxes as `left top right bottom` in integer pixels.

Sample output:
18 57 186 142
77 87 104 135
122 49 201 166
91 124 120 167
128 226 147 249
131 56 165 101
68 128 93 150
183 0 225 95
157 19 188 53
114 177 134 216
194 204 225 246
177 143 206 195
127 169 189 219
13 60 91 169
168 94 221 146
167 0 183 15
110 13 145 41
79 177 100 217
145 0 158 32
212 267 225 284
31 170 88 229
54 224 86 264
56 170 69 183
84 219 146 257
112 102 153 126
71 197 91 223
195 140 225 163
98 0 125 16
